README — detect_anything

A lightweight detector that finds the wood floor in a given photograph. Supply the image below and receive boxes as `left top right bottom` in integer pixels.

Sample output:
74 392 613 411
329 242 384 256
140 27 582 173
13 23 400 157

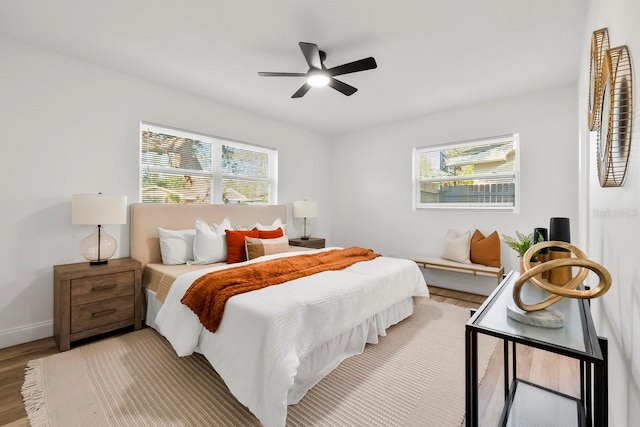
0 286 579 427
429 286 581 426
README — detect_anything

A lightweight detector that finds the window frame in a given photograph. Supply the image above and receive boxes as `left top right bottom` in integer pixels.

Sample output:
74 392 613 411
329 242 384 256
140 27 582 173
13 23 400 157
412 134 520 212
139 122 278 205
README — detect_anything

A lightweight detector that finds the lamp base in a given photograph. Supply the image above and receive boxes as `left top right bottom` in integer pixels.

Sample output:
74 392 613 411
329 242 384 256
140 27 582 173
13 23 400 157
298 218 312 241
81 225 117 264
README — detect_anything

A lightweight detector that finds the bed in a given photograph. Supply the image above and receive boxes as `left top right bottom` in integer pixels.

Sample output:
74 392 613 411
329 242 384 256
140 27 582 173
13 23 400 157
130 203 429 427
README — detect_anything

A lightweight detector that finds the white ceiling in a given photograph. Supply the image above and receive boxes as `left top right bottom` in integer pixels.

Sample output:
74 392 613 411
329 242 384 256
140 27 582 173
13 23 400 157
0 0 586 136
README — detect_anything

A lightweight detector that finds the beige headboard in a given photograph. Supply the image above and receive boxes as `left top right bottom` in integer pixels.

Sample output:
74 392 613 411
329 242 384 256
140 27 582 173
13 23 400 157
130 203 287 268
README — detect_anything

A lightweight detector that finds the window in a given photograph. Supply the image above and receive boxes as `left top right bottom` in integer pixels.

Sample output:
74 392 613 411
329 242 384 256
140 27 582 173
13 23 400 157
413 134 519 211
140 123 277 204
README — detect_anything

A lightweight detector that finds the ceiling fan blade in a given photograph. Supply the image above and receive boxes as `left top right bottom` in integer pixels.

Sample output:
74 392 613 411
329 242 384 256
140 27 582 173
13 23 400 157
328 78 358 96
258 72 308 77
292 83 312 98
299 42 322 69
328 57 377 76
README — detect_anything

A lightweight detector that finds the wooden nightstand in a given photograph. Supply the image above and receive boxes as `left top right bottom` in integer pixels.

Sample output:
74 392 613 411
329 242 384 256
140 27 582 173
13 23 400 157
289 237 326 249
53 258 142 351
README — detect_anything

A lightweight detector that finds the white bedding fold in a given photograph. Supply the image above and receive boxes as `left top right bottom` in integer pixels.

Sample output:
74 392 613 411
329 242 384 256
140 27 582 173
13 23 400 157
155 248 428 427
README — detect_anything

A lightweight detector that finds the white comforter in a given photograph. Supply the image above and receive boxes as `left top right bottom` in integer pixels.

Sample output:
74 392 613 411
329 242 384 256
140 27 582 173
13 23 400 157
155 248 428 427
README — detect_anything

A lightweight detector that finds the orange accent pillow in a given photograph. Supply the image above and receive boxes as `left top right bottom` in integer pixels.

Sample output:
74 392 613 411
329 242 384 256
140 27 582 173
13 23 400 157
253 227 284 239
226 230 260 264
470 230 501 268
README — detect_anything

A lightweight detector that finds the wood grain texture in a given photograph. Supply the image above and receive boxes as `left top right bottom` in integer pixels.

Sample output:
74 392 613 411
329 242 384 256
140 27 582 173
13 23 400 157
0 338 57 426
70 271 134 305
53 258 141 351
288 237 326 249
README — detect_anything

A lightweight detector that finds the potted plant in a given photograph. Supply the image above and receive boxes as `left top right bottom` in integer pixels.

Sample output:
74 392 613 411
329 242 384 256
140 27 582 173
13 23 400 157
502 231 543 274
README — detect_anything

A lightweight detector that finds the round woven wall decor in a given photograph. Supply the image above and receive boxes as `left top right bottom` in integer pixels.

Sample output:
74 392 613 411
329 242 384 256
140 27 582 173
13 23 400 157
588 28 610 131
597 45 633 187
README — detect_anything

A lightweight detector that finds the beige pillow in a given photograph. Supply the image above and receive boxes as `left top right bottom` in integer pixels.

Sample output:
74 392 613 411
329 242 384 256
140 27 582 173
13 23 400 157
441 229 471 264
245 236 290 260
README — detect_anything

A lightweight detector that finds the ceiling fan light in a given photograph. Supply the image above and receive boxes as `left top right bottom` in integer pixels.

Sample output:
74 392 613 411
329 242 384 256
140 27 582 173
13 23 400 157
307 73 330 87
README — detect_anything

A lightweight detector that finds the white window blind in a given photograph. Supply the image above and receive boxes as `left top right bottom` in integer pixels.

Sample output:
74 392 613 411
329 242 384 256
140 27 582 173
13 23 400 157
140 123 277 204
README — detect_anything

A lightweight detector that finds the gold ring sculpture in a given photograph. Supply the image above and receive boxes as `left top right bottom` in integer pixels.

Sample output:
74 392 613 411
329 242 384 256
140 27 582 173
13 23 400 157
513 241 612 312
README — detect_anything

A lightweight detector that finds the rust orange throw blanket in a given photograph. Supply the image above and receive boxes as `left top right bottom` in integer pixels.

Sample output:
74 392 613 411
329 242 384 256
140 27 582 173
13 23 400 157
181 247 380 333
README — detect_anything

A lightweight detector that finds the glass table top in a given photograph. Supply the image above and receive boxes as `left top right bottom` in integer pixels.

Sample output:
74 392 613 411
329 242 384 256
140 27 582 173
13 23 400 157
470 271 599 357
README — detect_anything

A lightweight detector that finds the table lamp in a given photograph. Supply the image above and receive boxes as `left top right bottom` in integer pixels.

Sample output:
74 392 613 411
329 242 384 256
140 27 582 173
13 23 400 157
71 194 127 265
293 200 317 240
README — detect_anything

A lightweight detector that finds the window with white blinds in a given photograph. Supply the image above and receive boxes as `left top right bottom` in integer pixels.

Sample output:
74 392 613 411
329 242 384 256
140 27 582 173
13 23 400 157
140 123 277 204
413 134 519 211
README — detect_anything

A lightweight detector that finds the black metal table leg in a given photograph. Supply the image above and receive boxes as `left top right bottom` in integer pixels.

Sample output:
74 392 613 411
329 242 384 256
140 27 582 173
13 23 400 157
465 328 479 426
594 337 608 427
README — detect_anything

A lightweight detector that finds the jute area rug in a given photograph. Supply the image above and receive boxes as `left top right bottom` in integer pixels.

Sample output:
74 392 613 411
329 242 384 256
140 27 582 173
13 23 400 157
22 298 496 427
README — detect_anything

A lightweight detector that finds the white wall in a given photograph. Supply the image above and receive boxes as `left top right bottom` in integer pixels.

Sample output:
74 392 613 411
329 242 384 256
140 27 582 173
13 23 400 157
0 37 331 348
329 84 579 275
580 0 640 425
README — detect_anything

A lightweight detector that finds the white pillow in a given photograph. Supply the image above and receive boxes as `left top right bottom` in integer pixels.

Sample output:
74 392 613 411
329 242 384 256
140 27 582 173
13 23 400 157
441 229 472 264
254 218 285 233
212 217 232 235
191 218 231 265
158 227 196 265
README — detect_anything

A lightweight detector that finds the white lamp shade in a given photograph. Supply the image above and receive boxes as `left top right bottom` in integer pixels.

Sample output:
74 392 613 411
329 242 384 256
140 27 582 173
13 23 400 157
72 194 127 225
293 200 317 218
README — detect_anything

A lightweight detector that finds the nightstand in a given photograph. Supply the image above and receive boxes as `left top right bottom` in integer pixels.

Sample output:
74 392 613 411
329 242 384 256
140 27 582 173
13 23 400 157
289 237 326 249
53 257 142 351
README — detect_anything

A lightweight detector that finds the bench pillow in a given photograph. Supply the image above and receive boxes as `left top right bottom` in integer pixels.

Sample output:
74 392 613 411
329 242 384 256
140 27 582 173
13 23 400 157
470 229 501 268
442 229 471 264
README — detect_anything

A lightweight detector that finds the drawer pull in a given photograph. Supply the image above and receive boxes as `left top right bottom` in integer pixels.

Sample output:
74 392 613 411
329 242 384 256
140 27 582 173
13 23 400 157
92 308 117 318
91 284 117 292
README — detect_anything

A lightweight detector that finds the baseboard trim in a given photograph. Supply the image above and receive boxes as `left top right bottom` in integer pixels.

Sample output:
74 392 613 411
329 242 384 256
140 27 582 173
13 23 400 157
0 320 53 349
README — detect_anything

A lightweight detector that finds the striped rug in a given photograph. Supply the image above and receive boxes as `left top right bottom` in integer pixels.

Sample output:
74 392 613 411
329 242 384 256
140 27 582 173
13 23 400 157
22 298 496 426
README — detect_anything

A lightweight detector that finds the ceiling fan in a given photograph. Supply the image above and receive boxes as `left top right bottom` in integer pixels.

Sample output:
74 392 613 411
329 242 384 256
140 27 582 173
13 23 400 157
258 42 377 98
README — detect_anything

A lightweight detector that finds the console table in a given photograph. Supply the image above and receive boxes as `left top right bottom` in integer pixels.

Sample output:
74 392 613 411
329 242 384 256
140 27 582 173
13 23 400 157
465 270 608 426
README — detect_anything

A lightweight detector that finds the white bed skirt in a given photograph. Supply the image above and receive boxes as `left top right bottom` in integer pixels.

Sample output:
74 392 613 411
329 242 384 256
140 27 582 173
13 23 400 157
288 296 414 404
144 288 414 404
144 289 163 331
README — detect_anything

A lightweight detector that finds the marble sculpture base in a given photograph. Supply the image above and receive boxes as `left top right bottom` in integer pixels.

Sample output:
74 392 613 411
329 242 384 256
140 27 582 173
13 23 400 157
506 303 565 328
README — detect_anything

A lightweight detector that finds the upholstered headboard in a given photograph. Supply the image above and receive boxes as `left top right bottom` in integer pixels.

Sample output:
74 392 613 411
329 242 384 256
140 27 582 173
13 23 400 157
130 203 287 268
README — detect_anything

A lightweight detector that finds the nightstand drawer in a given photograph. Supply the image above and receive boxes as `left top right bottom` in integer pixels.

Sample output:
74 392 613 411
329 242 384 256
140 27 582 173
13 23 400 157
70 295 134 334
71 271 134 306
303 241 325 249
54 258 142 351
289 237 325 249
